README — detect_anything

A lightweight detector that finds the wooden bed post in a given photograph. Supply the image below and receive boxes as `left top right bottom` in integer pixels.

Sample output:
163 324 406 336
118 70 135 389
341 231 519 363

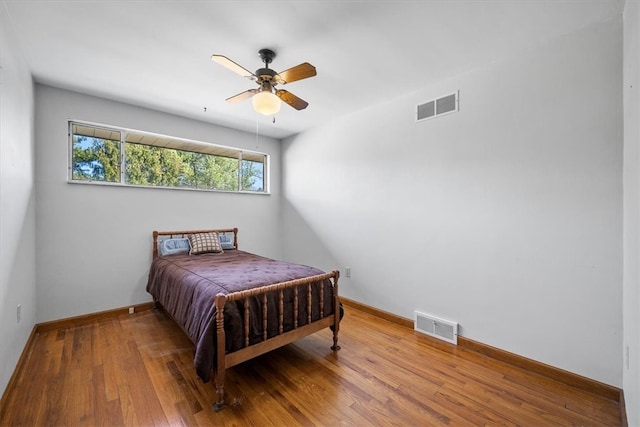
152 231 159 260
233 227 238 249
213 294 227 412
331 271 341 351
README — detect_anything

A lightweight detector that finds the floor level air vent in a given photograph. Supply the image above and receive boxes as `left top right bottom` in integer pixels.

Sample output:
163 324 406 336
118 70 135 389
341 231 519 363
414 311 458 345
416 91 459 122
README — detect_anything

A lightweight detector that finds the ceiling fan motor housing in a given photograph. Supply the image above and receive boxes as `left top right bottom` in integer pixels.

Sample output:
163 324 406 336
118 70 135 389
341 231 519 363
256 67 277 81
257 49 278 85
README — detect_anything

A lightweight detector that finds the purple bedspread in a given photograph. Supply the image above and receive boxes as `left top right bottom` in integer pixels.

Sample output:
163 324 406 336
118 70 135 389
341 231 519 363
146 250 334 382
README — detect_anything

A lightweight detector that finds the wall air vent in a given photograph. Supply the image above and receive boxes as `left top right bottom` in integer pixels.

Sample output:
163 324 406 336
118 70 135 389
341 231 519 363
416 91 459 122
414 311 458 345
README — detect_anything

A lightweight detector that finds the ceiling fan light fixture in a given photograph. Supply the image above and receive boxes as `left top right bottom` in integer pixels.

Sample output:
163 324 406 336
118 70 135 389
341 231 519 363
214 48 315 114
252 90 281 116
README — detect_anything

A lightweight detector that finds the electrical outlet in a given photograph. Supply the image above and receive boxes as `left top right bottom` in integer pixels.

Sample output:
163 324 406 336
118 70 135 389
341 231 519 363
17 304 21 323
128 307 135 315
345 267 351 278
626 346 630 370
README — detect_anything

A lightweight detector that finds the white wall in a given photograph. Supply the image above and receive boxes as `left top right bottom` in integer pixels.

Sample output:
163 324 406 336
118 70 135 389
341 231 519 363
0 4 36 397
282 18 623 387
35 85 282 322
623 0 640 424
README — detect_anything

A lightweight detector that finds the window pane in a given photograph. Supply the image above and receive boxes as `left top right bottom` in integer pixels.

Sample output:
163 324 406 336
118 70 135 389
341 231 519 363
241 158 265 192
125 143 241 190
72 127 121 183
179 152 239 190
125 143 185 187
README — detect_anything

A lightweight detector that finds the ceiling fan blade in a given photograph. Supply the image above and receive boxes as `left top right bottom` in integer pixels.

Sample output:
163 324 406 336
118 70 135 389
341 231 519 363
211 54 255 79
275 62 316 85
226 89 258 103
275 90 309 110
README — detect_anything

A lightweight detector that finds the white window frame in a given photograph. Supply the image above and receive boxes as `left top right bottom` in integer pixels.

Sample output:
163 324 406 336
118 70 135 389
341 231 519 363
68 120 270 194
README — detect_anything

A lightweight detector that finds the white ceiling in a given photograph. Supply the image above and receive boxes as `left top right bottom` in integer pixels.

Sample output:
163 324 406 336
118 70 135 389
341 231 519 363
2 0 625 139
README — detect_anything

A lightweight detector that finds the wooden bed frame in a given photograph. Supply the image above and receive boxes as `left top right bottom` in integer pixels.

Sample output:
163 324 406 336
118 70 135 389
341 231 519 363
151 228 341 411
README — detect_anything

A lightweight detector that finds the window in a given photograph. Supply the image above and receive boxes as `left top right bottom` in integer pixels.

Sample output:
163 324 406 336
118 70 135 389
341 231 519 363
69 121 269 193
71 124 121 183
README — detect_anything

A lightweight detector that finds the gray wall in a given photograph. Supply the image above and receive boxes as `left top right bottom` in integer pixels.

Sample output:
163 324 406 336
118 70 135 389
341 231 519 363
623 1 640 424
34 86 282 323
0 3 37 397
282 18 623 387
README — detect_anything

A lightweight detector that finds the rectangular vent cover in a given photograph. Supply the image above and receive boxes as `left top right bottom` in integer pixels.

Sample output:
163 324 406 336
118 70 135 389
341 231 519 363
414 311 458 345
416 91 459 122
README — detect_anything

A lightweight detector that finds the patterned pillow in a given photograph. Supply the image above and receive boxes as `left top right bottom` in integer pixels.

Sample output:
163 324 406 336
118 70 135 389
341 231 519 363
188 232 224 255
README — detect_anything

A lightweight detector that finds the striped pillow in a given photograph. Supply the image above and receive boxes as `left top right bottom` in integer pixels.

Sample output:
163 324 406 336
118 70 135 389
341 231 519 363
188 232 224 255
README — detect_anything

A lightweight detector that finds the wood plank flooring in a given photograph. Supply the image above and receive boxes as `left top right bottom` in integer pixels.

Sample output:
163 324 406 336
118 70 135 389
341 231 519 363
0 305 623 426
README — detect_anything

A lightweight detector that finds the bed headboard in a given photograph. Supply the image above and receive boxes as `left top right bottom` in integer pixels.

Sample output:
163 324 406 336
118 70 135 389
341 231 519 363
152 227 238 259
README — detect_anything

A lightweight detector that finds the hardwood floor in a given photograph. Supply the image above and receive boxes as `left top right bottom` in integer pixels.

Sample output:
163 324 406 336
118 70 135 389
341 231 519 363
0 305 623 426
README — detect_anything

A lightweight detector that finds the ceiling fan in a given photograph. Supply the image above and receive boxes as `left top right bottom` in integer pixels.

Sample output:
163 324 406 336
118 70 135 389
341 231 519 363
211 48 317 116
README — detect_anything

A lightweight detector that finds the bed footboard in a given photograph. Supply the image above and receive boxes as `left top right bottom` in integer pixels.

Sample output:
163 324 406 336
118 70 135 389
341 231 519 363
212 270 340 411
